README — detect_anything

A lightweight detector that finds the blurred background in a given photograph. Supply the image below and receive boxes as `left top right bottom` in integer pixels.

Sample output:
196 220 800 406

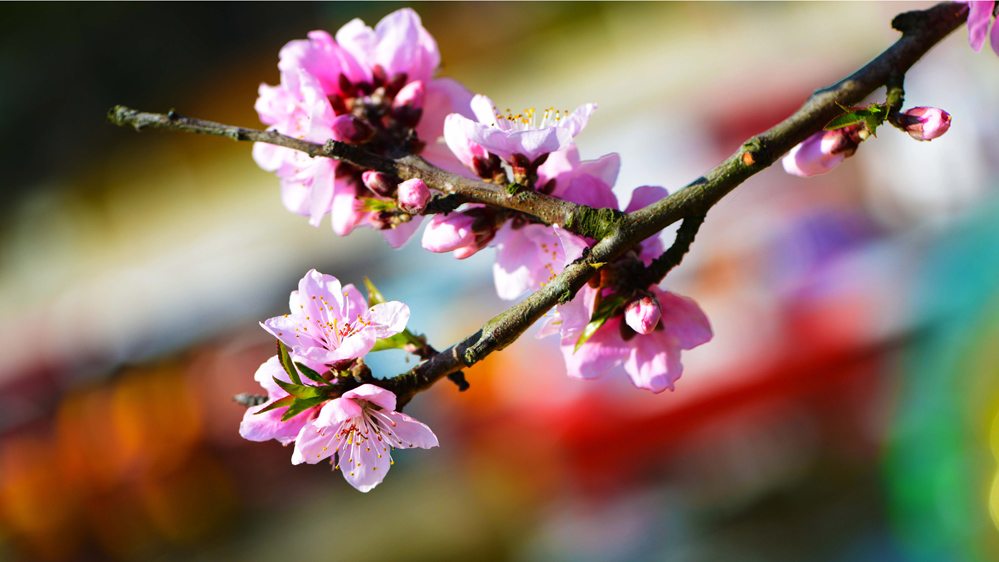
2 2 999 561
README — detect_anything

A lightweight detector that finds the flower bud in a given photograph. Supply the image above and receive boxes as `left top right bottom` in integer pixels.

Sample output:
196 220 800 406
899 107 951 141
421 213 476 253
625 295 662 335
782 125 863 177
393 81 425 111
362 171 398 197
331 114 375 145
397 178 430 213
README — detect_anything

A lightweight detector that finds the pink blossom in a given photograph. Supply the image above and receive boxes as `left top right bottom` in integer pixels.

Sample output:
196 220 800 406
421 212 477 253
254 8 475 246
782 125 864 177
291 384 438 492
559 287 712 393
625 295 662 335
900 107 952 141
239 355 328 445
964 1 999 56
492 148 620 299
444 94 596 164
397 179 431 213
260 270 410 365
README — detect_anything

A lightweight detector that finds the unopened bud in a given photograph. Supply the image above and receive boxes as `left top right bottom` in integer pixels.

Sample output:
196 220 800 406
900 107 951 141
384 73 409 99
397 179 430 213
782 125 863 178
393 81 425 111
331 114 375 145
471 155 493 179
421 213 476 253
371 64 388 88
625 295 662 335
362 171 398 197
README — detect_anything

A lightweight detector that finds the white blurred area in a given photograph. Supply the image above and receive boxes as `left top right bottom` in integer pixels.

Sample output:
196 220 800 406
2 2 999 561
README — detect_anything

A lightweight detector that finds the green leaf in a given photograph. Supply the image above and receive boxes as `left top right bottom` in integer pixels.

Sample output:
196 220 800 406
824 112 867 131
281 396 326 422
295 362 329 386
254 395 295 415
370 332 410 352
574 294 627 353
359 198 397 212
276 340 303 386
272 376 322 399
364 276 386 306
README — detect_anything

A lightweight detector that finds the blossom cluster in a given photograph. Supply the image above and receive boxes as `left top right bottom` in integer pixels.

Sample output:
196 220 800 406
240 269 438 492
241 5 979 491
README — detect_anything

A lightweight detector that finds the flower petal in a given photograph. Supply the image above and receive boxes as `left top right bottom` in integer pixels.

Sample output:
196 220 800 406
382 411 439 449
343 384 398 411
316 397 363 426
380 216 424 249
653 288 713 350
623 333 683 393
560 316 630 380
968 0 993 52
291 419 336 465
624 185 669 213
338 426 391 492
366 301 410 338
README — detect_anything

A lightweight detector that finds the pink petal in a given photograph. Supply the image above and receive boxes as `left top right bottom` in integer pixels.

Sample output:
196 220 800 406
443 114 489 170
328 331 378 362
339 283 369 324
418 78 475 145
365 301 410 338
536 145 581 185
291 419 337 465
260 317 323 354
381 219 426 251
422 212 476 252
559 173 620 210
300 270 345 317
252 141 286 173
577 152 621 189
334 19 376 83
240 404 310 445
338 426 392 492
553 224 590 264
968 1 994 52
991 10 999 56
373 8 440 83
382 411 439 449
277 32 342 94
652 288 713 350
342 384 398 411
331 181 367 236
624 185 669 213
623 333 683 393
561 103 597 138
253 356 289 397
492 225 545 300
470 94 498 126
316 397 363 426
560 316 630 380
504 127 570 161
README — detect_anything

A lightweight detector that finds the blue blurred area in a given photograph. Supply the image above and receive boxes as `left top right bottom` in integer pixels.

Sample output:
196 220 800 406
1 2 998 561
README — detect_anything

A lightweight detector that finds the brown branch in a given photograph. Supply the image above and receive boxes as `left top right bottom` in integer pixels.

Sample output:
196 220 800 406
384 2 968 407
109 3 968 409
107 106 620 241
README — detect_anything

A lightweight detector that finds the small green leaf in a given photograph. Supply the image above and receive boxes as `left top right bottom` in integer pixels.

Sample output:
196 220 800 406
281 396 326 421
364 276 386 306
359 198 397 212
276 340 303 386
574 294 627 353
864 114 881 137
272 377 322 399
254 395 295 415
371 332 410 352
295 362 329 386
824 112 867 131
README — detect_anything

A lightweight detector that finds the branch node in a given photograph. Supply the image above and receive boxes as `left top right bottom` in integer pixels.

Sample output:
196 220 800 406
446 371 470 391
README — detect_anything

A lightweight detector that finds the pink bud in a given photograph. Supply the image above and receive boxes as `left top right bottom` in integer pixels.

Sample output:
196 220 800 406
900 107 951 141
421 213 476 253
397 179 430 213
393 81 425 111
625 295 662 335
452 244 480 260
362 171 398 197
782 125 863 177
330 114 374 145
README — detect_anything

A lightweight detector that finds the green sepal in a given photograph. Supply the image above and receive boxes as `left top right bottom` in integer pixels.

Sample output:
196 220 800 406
574 293 627 353
359 198 397 212
254 395 295 415
364 276 386 306
272 376 323 399
276 340 303 386
295 362 329 386
281 396 326 421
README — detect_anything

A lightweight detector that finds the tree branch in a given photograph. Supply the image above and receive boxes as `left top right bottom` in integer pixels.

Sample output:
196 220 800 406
109 3 968 409
107 106 619 240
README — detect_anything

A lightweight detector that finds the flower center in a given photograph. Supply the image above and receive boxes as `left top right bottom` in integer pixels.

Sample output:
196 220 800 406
489 106 569 132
